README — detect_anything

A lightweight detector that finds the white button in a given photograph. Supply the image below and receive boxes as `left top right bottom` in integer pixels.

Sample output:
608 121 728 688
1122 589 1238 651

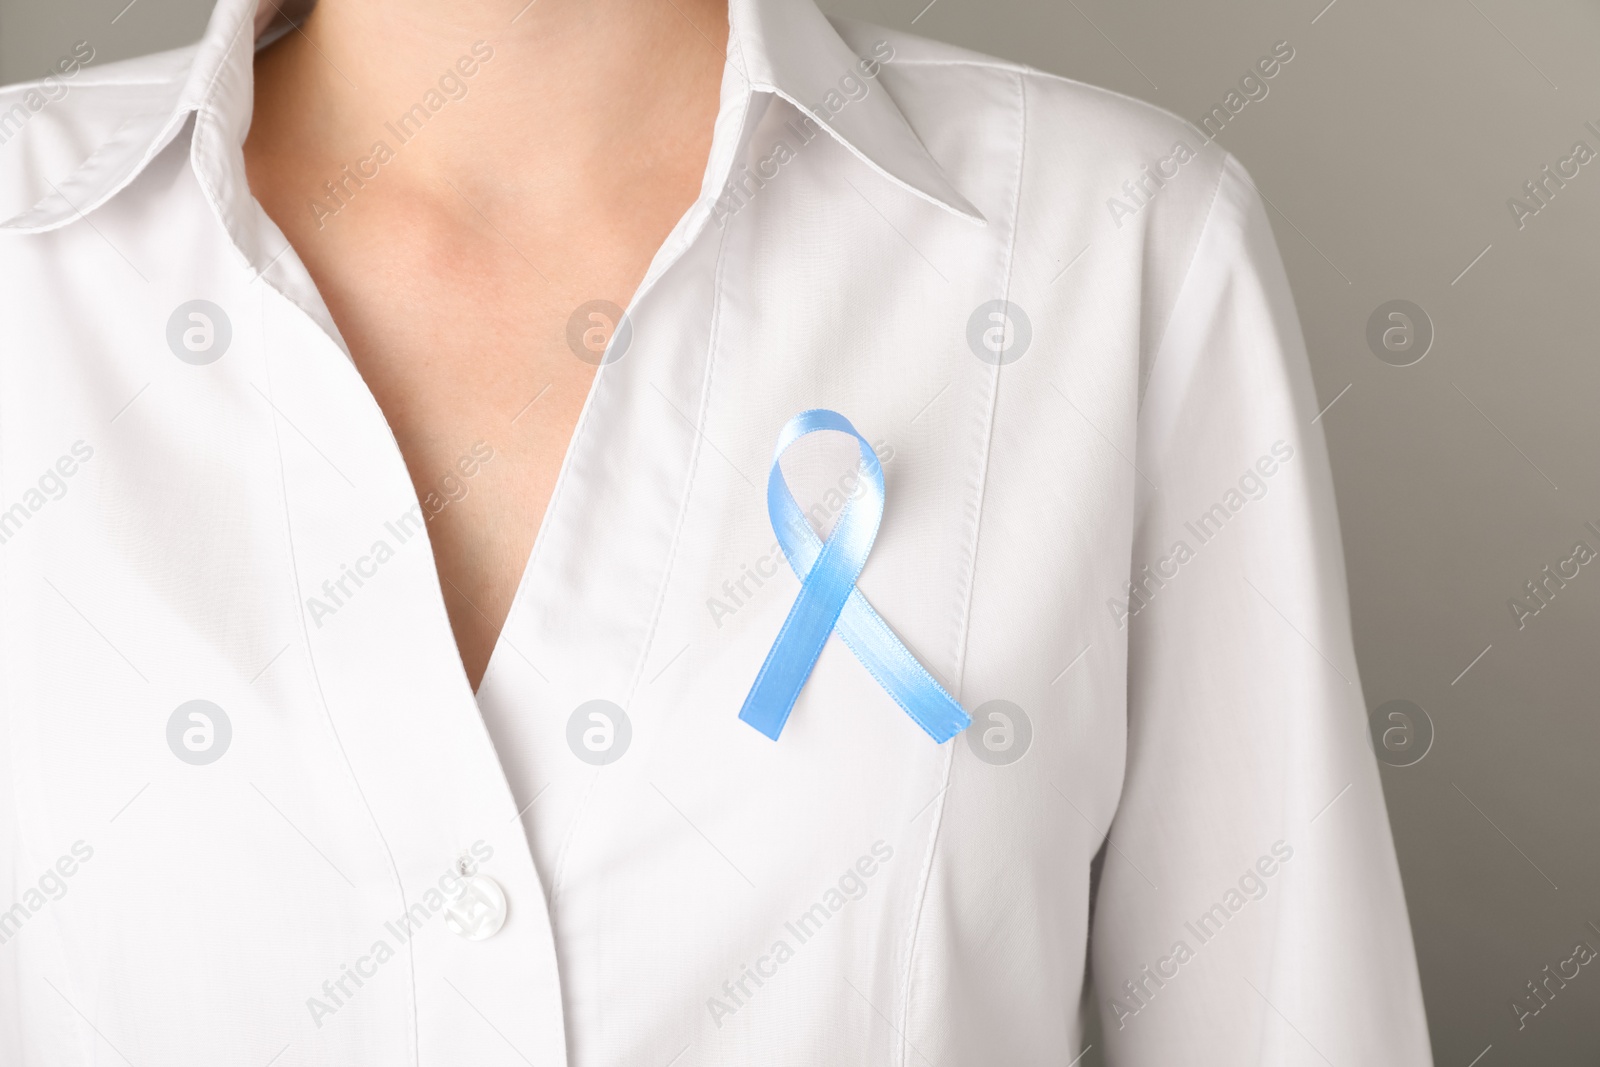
443 874 507 941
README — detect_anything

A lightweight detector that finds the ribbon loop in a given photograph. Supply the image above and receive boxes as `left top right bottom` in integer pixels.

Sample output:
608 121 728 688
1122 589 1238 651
738 410 971 743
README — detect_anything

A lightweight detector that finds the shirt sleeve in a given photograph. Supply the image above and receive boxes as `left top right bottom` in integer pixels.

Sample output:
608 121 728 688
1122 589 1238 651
1090 152 1434 1065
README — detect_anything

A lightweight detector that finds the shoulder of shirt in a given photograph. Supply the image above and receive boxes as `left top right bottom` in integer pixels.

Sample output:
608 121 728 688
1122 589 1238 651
829 17 1246 296
825 20 1258 403
828 15 1235 187
0 45 195 228
0 45 194 123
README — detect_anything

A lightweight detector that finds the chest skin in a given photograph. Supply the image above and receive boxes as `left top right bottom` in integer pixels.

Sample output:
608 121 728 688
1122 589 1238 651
240 15 726 688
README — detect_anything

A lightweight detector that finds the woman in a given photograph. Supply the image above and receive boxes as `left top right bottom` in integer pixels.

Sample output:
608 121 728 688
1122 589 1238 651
0 0 1431 1062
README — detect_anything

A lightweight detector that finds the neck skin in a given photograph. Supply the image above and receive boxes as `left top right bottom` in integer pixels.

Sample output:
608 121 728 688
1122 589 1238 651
246 0 730 245
242 0 731 691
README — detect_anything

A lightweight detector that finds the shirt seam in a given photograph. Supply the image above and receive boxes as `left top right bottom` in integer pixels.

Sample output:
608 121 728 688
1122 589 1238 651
255 288 419 1066
882 56 1028 72
0 76 180 94
546 19 750 939
544 111 742 930
1135 151 1231 417
889 58 1208 147
894 64 1025 1067
182 12 285 291
618 222 735 711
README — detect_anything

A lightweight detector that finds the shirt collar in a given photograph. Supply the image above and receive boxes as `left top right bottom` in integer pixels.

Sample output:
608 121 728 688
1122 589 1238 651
0 0 983 234
726 0 982 222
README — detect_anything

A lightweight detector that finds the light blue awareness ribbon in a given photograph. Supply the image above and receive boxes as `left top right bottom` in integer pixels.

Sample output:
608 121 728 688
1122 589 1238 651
738 410 971 743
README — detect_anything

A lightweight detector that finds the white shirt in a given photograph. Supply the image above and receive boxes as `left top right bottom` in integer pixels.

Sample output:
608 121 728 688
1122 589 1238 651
0 0 1432 1063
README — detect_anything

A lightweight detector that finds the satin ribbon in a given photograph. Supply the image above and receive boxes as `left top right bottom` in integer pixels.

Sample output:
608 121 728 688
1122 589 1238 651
738 410 971 743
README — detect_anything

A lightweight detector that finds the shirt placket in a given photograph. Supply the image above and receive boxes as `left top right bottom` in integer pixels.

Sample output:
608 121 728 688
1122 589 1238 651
229 60 760 1067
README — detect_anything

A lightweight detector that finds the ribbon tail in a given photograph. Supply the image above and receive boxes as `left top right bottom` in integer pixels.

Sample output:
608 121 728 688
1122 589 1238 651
833 589 970 743
738 549 858 741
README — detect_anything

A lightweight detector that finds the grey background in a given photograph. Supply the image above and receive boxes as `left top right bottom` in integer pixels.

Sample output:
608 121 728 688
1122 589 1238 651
4 0 1597 1061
